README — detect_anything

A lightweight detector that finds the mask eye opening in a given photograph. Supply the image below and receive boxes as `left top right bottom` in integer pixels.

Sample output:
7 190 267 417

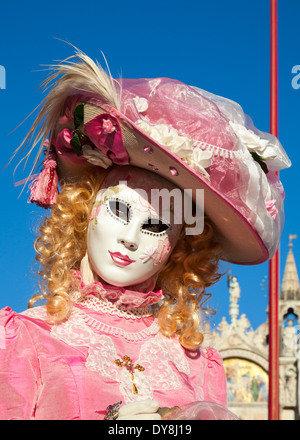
106 198 132 224
141 218 170 235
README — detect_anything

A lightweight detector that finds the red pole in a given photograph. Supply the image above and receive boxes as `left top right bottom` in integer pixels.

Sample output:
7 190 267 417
268 0 280 420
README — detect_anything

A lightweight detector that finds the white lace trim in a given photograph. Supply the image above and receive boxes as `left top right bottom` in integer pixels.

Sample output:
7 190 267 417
21 306 48 319
194 140 250 159
22 305 193 404
50 309 191 404
77 309 160 342
71 291 152 319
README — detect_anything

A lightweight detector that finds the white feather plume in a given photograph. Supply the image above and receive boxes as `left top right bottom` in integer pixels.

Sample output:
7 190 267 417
11 44 121 185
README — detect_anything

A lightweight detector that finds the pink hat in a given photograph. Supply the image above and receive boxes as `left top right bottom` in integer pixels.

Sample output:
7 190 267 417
18 49 291 265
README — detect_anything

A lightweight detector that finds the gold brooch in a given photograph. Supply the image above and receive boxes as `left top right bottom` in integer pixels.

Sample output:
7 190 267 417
115 355 145 395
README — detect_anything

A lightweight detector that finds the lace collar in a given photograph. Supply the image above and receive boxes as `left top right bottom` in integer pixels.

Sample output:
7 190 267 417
71 271 163 312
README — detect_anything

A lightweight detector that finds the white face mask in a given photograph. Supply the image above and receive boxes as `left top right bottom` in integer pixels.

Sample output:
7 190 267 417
87 166 183 288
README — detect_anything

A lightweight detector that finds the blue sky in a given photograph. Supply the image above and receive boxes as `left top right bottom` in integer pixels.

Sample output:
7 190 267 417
0 0 299 332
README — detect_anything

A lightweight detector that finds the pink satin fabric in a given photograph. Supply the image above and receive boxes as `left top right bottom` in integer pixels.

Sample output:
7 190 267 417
0 290 227 420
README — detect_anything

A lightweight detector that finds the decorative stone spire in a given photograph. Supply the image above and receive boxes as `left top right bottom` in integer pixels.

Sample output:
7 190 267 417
281 235 300 300
228 274 240 322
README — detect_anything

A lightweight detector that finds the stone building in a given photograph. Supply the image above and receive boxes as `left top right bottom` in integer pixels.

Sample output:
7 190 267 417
209 236 300 420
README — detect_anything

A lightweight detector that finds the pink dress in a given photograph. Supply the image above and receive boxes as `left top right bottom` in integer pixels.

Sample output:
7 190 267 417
0 272 230 420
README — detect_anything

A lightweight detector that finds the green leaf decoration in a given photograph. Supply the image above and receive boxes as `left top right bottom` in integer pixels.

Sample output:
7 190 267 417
250 152 269 174
70 132 83 156
73 103 84 129
79 133 90 143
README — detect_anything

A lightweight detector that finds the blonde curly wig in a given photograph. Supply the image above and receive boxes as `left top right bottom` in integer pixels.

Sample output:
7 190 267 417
30 167 223 350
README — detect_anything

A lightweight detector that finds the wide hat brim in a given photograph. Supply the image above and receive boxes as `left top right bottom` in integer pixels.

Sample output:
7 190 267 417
56 99 268 265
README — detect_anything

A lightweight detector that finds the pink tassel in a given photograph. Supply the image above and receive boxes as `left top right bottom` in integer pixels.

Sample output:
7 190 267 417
29 148 59 209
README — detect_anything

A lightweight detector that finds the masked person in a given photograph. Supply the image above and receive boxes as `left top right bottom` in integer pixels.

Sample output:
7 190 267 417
0 48 290 420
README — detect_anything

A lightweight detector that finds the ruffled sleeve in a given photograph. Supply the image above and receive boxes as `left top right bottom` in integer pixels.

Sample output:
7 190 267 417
202 347 227 407
0 307 40 420
162 347 237 420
